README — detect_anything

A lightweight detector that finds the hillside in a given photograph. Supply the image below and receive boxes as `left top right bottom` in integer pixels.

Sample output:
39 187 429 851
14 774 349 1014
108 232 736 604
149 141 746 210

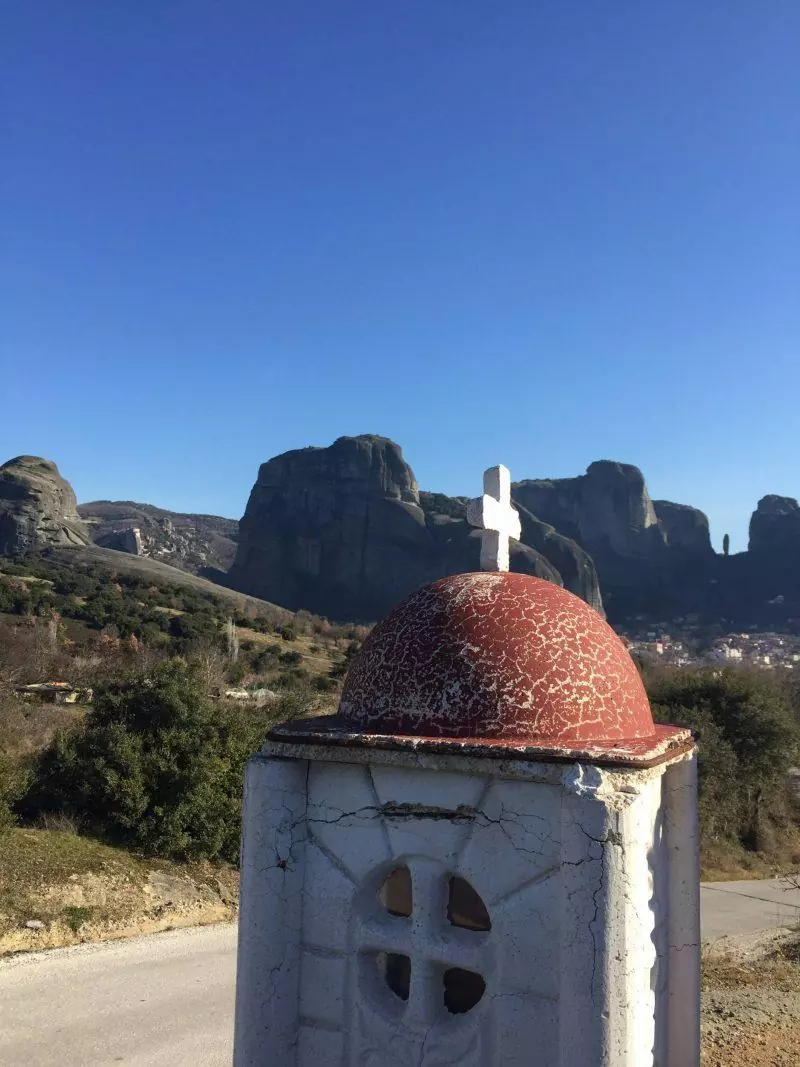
48 544 282 621
78 501 238 575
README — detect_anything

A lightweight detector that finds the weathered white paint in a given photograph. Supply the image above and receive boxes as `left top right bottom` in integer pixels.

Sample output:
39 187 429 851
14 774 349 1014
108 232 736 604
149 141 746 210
234 742 700 1066
665 752 701 1064
234 756 308 1062
466 464 521 572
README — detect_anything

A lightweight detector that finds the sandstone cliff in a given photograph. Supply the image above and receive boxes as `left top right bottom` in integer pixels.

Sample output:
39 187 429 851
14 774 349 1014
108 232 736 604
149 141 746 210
0 456 89 555
226 435 604 621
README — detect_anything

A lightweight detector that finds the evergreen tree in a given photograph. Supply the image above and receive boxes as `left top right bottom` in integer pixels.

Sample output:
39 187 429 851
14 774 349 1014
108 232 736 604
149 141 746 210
23 661 264 861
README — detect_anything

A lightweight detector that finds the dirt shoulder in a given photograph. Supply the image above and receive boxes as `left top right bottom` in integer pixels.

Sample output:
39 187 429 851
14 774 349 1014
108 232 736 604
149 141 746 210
702 929 800 1066
0 827 238 955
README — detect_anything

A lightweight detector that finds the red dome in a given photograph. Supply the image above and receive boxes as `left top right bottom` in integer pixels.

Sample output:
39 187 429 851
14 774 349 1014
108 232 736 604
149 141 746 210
339 572 654 744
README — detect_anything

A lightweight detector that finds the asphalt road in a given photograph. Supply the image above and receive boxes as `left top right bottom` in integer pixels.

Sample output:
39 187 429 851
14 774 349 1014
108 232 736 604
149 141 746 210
700 877 800 940
0 924 237 1067
1 880 799 1067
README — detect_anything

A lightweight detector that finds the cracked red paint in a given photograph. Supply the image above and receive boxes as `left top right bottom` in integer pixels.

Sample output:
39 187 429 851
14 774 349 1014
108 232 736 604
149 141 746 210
339 572 659 747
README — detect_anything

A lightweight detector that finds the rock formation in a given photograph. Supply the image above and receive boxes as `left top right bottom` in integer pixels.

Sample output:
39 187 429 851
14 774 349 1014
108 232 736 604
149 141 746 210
748 496 800 554
513 461 666 559
513 461 718 621
0 456 89 555
94 526 144 556
227 435 604 621
513 503 604 610
78 501 238 574
653 500 713 555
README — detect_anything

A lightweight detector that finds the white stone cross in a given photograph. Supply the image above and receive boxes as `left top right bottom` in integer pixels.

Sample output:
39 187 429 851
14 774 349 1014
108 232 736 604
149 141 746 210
466 464 521 572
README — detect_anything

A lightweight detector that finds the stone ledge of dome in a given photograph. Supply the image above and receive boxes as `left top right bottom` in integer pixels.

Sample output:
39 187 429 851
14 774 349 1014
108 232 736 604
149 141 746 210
266 717 696 770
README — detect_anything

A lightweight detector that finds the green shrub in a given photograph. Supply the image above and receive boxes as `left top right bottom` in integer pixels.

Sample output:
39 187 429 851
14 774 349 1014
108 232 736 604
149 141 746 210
63 905 97 933
279 667 309 688
226 660 247 685
0 750 28 835
251 645 281 673
22 661 265 862
647 667 800 851
312 675 338 693
279 650 303 667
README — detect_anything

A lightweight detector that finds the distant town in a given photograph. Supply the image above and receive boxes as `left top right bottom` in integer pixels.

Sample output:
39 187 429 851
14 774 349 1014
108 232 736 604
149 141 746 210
622 619 800 670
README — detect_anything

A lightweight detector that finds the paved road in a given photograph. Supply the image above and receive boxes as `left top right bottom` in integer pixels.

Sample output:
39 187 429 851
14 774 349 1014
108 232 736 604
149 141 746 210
0 924 237 1067
1 880 799 1066
700 877 800 940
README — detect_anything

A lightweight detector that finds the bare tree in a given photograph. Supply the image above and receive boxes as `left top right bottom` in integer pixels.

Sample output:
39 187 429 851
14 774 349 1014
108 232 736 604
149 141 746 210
226 617 240 664
188 638 228 695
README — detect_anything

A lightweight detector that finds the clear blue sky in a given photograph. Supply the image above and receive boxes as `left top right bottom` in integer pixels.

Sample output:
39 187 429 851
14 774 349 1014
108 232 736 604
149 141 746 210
3 3 799 551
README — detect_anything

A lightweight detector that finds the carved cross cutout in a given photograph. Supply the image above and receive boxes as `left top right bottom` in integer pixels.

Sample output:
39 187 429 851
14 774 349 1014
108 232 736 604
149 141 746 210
466 465 521 572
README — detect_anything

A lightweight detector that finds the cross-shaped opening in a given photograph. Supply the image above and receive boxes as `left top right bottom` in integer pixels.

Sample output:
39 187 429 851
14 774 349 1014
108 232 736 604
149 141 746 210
370 865 490 1016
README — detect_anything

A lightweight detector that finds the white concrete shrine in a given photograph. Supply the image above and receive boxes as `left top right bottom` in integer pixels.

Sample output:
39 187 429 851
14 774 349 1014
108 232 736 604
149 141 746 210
234 525 700 1067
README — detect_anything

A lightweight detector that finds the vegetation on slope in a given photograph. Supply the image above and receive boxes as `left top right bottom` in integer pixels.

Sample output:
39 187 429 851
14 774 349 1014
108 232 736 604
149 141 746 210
0 827 239 952
0 551 366 950
0 552 286 647
647 665 800 874
22 661 267 862
2 550 800 955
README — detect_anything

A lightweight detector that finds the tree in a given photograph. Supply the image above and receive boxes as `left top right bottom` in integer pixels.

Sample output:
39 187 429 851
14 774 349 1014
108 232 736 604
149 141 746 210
647 667 800 851
722 533 730 557
23 661 266 861
225 617 240 664
0 749 28 835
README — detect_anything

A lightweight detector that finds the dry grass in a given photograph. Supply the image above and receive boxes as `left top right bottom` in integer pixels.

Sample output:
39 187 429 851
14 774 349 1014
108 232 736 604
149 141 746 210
702 932 800 1066
703 936 800 994
237 626 339 674
700 834 800 883
0 687 85 759
0 827 238 954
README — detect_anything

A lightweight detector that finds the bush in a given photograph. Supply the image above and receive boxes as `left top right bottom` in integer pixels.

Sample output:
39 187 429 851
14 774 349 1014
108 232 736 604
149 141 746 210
251 645 281 673
279 667 309 688
312 675 338 693
226 660 247 686
279 650 303 667
22 661 265 862
647 667 800 851
0 750 28 835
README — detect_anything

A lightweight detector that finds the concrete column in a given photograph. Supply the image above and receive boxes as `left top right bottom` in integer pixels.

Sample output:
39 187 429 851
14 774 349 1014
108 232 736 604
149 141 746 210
559 763 616 1066
665 753 700 1067
559 763 664 1067
234 753 309 1067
